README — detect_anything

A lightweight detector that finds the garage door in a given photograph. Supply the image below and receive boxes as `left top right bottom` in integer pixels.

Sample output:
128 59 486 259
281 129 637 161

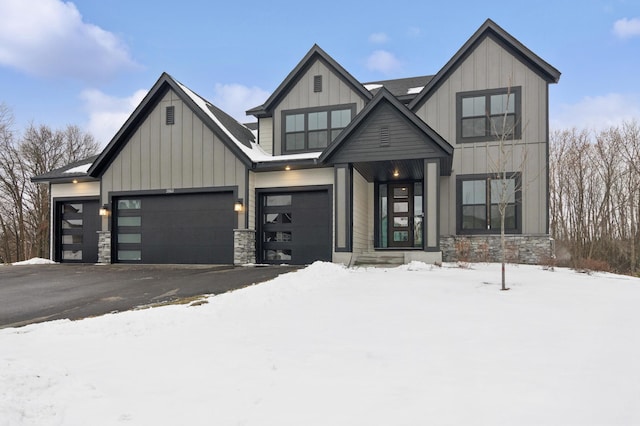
114 192 235 264
259 190 331 265
56 199 99 263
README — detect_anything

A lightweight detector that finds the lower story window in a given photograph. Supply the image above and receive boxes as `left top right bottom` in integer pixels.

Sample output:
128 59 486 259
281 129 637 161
457 173 521 234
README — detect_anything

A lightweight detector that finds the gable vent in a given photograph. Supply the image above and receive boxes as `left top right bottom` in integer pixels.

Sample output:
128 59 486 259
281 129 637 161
166 106 175 125
380 127 390 146
313 75 322 92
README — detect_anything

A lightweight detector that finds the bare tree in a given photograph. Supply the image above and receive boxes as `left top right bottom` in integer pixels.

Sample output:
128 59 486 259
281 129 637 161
0 105 99 263
549 121 640 274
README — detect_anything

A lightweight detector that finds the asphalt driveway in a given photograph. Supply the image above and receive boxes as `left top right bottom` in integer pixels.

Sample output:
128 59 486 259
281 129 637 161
0 263 299 329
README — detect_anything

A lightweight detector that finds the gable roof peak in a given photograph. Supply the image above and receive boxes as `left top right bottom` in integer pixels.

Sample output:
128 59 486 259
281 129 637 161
408 18 561 110
319 85 453 164
246 44 372 118
88 72 256 177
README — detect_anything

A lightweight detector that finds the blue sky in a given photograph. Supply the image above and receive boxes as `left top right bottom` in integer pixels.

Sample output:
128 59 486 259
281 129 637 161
0 0 639 146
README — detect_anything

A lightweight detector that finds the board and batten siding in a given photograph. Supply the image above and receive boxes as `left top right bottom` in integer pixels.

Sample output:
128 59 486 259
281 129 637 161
100 89 248 229
352 168 370 254
258 117 273 155
253 168 333 189
414 36 549 235
248 171 256 230
272 58 366 155
330 102 438 163
51 181 100 199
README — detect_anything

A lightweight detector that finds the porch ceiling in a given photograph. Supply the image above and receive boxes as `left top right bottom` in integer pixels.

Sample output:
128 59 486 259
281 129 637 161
353 157 451 182
354 159 421 182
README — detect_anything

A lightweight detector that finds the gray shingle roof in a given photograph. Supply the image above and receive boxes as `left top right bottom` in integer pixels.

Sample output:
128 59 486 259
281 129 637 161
31 155 99 183
363 75 434 102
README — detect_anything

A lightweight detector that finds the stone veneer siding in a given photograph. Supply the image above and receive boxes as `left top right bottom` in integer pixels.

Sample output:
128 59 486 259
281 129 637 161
440 234 554 264
234 229 256 265
97 231 111 264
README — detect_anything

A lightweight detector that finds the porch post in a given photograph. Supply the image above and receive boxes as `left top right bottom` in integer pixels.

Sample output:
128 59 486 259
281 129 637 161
424 159 440 251
334 163 352 252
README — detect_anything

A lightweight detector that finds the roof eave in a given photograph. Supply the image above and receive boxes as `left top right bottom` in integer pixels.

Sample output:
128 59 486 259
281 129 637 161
252 158 320 172
31 175 99 184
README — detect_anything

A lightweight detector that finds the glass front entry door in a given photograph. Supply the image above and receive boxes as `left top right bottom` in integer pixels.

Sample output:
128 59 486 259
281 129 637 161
388 184 414 247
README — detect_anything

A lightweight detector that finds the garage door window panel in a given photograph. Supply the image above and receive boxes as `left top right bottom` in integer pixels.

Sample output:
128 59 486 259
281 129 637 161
62 234 83 244
63 250 83 260
264 249 292 261
118 250 142 261
118 199 141 210
118 233 141 244
115 198 143 263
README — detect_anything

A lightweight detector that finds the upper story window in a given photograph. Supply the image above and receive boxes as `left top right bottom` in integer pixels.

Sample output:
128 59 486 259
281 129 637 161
456 87 521 143
283 104 355 153
456 173 521 234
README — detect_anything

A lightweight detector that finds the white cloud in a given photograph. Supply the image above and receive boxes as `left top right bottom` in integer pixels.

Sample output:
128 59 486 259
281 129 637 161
211 83 270 124
551 93 640 132
80 88 147 146
0 0 137 81
369 32 389 44
612 17 640 39
366 50 402 75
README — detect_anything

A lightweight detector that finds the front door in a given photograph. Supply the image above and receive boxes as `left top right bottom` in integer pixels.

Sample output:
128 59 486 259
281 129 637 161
388 183 414 247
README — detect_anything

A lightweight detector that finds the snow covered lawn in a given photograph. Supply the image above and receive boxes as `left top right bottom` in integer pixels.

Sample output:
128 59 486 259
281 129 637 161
1 262 639 425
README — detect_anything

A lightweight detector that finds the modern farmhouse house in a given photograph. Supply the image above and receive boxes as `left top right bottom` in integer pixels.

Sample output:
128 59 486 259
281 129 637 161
33 19 560 266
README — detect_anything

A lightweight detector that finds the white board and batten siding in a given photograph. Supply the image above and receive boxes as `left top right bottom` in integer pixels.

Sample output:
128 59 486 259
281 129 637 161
352 169 371 254
414 36 550 235
100 89 248 229
258 117 273 155
51 181 100 199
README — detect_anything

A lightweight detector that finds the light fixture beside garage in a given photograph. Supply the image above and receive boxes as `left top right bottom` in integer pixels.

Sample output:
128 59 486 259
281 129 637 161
234 199 244 212
99 204 110 216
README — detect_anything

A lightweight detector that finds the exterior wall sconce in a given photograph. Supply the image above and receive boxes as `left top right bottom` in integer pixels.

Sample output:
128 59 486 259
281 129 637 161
72 179 78 184
234 199 244 212
285 165 291 171
99 204 110 216
393 170 400 177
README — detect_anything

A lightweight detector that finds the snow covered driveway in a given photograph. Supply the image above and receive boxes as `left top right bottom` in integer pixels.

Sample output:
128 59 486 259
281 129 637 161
1 262 639 425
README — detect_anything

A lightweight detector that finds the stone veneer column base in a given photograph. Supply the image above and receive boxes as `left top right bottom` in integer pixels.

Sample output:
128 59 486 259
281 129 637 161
440 234 554 264
97 231 111 264
234 229 256 265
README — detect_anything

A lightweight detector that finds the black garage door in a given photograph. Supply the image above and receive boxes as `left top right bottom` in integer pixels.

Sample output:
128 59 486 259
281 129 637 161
114 192 235 264
259 189 331 265
55 199 99 263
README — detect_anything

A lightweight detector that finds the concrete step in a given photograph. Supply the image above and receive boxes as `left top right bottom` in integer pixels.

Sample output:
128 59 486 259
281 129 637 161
353 252 405 267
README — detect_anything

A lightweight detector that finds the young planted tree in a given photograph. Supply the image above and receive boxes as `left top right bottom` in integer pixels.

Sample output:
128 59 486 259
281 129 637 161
486 85 528 291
